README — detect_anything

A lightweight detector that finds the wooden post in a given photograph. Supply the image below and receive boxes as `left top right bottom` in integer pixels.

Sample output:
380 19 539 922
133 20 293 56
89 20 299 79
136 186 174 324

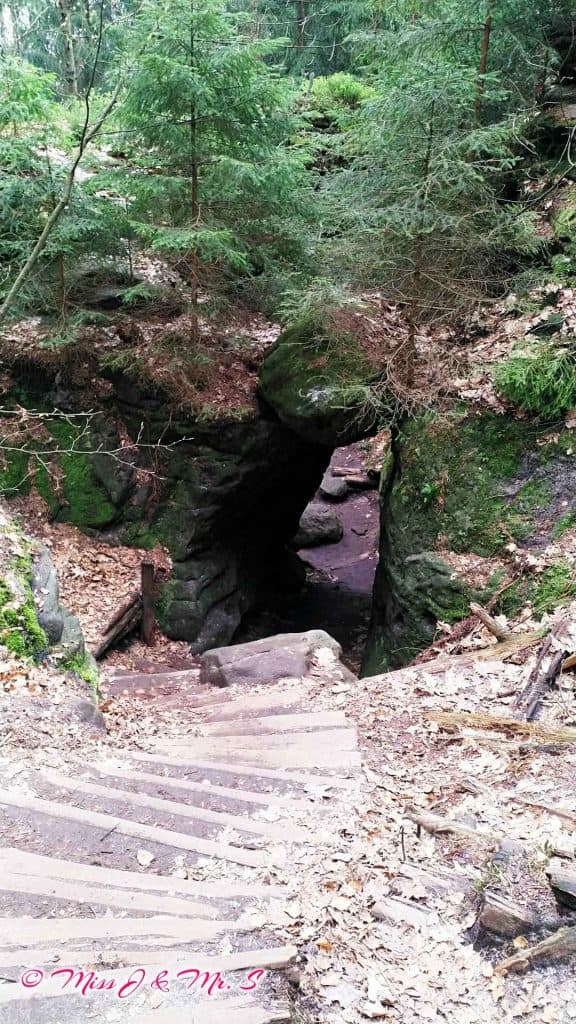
141 561 156 645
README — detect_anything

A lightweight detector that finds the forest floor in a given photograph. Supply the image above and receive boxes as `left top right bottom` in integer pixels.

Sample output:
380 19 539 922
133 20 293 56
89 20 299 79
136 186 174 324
1 599 576 1023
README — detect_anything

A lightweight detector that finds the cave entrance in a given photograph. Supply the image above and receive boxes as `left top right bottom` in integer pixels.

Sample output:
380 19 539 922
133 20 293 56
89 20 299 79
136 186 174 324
236 440 382 673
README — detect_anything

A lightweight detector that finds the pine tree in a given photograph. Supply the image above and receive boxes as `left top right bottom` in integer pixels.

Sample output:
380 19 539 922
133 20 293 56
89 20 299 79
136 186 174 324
117 0 312 332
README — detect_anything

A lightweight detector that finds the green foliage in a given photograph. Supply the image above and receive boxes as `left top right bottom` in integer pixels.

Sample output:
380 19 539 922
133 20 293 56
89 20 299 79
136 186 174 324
307 73 376 113
0 57 56 134
553 512 576 537
110 0 313 308
0 553 48 661
61 651 99 694
495 342 576 420
533 561 576 615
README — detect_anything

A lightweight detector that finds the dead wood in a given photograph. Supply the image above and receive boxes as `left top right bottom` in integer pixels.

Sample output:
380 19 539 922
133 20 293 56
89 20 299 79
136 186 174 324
496 924 576 974
479 891 540 938
512 633 567 721
93 595 142 660
563 651 576 671
103 590 140 634
404 806 492 842
511 798 576 829
344 475 378 490
547 859 576 910
469 602 512 642
428 710 576 744
141 560 156 645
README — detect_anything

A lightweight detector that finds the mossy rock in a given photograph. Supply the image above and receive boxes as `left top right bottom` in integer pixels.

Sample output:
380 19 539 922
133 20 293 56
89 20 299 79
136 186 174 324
364 408 576 674
259 310 390 447
0 551 48 661
0 417 118 530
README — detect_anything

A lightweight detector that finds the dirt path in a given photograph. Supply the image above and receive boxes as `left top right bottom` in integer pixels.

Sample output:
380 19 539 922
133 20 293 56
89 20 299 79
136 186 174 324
239 442 380 670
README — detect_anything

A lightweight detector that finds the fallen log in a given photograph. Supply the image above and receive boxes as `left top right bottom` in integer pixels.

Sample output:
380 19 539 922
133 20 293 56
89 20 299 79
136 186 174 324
404 806 492 842
512 798 576 829
496 924 576 975
427 711 576 744
344 475 378 490
102 589 140 633
479 891 541 938
512 631 567 721
93 593 142 661
469 602 512 642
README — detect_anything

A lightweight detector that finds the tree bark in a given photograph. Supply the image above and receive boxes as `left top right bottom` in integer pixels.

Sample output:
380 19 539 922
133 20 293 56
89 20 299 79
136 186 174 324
56 0 80 97
141 560 156 645
475 1 493 121
296 0 306 51
189 4 200 344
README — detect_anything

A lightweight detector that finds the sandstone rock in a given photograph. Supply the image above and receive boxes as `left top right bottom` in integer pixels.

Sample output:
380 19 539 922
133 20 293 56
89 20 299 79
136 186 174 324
31 546 64 644
259 310 388 447
200 630 342 687
293 503 344 548
31 546 85 657
319 471 349 502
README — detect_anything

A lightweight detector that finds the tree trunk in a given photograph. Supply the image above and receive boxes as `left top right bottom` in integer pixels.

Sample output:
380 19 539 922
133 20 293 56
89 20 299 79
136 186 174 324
475 1 493 121
296 0 306 51
404 102 435 386
189 7 200 344
0 88 120 322
56 0 80 97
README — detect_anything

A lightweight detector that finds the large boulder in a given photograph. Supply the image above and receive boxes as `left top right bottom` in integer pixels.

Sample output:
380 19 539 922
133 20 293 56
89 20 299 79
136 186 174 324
363 409 576 675
1 362 333 653
259 308 390 447
200 629 343 687
293 503 344 548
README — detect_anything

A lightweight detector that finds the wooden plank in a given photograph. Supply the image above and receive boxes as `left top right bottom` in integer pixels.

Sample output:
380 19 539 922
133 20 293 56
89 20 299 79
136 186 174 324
161 729 357 753
200 710 348 736
92 765 315 811
0 788 265 867
0 872 219 918
131 753 360 788
0 869 215 917
43 771 312 843
150 738 361 771
0 916 237 945
0 848 284 900
0 944 297 972
199 686 313 721
141 559 156 645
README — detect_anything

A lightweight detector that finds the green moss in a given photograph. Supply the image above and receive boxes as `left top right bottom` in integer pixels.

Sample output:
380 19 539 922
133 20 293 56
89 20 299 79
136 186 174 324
123 524 158 550
532 562 576 615
392 410 533 557
259 308 388 445
0 552 48 660
493 561 576 620
0 449 32 497
0 418 116 529
367 409 569 674
553 512 576 537
156 579 175 632
47 420 116 528
494 343 576 421
61 651 99 697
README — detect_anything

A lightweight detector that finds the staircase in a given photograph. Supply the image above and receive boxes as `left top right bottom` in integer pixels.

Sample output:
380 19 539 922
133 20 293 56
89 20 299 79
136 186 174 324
0 664 361 1023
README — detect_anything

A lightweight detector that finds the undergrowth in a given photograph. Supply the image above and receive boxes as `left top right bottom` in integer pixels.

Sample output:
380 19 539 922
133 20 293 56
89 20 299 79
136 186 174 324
494 341 576 420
